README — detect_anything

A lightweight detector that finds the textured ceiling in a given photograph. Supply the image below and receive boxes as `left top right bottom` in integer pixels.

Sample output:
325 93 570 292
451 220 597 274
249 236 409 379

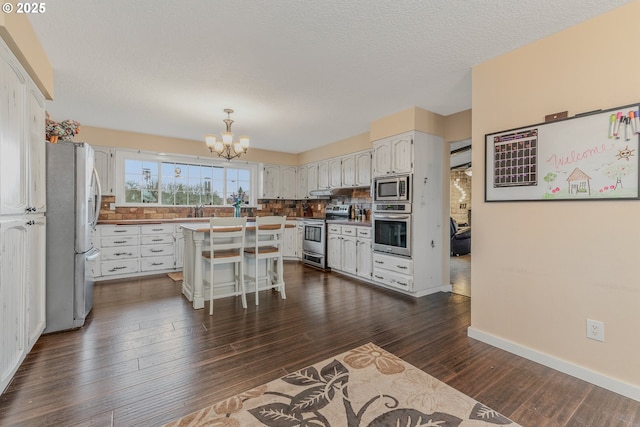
28 1 630 154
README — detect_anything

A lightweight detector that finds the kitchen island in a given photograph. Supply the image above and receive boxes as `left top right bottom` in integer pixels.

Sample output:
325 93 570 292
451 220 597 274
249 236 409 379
180 221 294 310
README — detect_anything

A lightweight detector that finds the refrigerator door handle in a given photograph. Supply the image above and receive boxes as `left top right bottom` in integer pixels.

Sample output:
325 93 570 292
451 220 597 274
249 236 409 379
86 247 101 261
90 167 102 230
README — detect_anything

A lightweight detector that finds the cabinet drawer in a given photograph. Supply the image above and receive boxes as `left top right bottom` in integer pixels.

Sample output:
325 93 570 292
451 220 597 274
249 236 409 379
101 259 139 276
140 244 174 257
101 246 139 260
141 256 174 272
372 268 413 291
141 224 174 235
140 234 174 245
341 226 356 236
356 227 372 238
372 252 412 274
101 235 139 247
327 224 341 234
100 225 140 236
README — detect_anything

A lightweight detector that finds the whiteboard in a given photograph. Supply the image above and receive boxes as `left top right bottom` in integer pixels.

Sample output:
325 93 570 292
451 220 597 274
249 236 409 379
485 104 640 201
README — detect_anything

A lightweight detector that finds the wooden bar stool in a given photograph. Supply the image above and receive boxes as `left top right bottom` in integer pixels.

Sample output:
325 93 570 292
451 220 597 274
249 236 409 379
244 216 286 305
202 217 247 315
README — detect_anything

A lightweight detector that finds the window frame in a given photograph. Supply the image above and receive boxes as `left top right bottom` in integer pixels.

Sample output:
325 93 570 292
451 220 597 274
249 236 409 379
114 149 259 207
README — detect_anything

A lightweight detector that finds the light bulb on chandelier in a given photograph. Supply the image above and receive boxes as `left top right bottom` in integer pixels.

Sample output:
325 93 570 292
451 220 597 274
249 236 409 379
204 109 249 161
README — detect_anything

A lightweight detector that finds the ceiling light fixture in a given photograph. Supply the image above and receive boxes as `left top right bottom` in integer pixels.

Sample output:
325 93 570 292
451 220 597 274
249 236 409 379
204 108 249 161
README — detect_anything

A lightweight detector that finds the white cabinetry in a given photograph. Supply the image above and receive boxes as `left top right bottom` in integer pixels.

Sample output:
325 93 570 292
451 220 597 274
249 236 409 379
328 158 342 189
93 145 115 195
98 225 140 277
296 166 309 199
0 38 47 394
280 166 297 199
307 164 318 198
94 223 184 279
261 164 280 199
296 220 304 260
342 151 372 188
317 161 329 190
355 227 372 280
140 224 174 272
372 133 413 177
284 220 297 259
327 224 371 278
327 224 341 270
372 252 413 292
355 151 372 187
261 164 297 199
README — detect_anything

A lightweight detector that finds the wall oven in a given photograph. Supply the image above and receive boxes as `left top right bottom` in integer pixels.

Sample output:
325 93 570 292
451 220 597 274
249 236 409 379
372 203 411 257
374 174 411 202
302 219 326 269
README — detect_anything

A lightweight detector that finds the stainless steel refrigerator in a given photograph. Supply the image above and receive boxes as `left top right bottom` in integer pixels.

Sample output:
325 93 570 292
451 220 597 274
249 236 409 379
45 141 102 333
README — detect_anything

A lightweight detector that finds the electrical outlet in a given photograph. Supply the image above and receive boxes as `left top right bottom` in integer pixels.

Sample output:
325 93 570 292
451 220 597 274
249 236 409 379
256 204 262 210
586 319 605 342
109 203 116 211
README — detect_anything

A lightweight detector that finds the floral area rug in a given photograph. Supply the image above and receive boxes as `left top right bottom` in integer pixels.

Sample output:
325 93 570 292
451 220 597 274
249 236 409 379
164 342 520 427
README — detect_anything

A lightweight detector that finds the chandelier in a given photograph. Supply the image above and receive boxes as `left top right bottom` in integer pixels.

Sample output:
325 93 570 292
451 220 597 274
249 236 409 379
204 108 249 161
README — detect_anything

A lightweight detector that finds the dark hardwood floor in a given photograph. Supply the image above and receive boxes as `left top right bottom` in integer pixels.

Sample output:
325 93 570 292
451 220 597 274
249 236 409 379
1 262 638 426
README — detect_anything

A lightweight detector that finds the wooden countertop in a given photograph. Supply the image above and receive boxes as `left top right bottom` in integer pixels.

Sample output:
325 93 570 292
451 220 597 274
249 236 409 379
180 221 295 233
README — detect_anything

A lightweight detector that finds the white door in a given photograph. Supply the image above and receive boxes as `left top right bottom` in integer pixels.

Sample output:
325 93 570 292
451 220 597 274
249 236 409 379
391 136 413 174
356 238 372 279
0 218 27 393
26 216 46 346
342 236 357 275
327 234 341 270
0 56 28 215
342 155 356 187
372 141 391 177
355 151 372 187
27 87 46 213
328 158 342 188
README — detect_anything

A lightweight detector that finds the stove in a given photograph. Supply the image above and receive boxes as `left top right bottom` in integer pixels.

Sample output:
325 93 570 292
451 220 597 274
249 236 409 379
301 204 351 269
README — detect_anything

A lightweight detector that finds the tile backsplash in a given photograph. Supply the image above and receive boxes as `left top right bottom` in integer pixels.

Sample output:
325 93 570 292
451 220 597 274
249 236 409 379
98 188 371 221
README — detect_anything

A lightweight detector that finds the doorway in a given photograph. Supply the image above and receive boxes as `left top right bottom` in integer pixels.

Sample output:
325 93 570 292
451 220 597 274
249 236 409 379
449 139 471 297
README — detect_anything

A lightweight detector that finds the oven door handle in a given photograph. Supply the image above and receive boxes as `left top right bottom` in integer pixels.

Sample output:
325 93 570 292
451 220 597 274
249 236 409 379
374 214 410 220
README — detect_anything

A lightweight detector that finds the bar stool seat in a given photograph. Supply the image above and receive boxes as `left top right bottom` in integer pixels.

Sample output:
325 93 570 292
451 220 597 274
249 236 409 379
202 217 248 315
244 216 286 305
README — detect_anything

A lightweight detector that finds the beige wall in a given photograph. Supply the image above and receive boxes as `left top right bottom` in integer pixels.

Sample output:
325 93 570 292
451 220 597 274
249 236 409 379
0 6 53 99
298 132 371 164
471 0 640 394
80 126 300 165
370 106 447 141
444 110 472 143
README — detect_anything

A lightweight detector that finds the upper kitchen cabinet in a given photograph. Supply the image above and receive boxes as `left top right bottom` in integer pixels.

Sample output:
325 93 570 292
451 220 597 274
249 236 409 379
0 40 46 216
280 166 297 199
261 164 280 199
317 160 329 190
328 158 342 189
342 150 372 187
372 133 413 177
296 165 309 199
261 164 297 199
306 163 318 198
93 145 115 195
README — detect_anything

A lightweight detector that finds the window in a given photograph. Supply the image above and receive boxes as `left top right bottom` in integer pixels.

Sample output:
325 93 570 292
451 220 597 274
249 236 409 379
116 151 255 206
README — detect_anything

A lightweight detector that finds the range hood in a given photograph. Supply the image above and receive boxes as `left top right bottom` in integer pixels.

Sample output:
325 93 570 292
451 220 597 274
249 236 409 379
309 186 369 197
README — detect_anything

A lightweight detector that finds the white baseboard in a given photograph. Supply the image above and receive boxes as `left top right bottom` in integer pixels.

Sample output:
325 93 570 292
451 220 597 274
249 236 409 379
467 327 640 402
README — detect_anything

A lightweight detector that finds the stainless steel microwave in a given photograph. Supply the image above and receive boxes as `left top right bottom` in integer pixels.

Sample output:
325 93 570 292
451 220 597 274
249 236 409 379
374 175 411 202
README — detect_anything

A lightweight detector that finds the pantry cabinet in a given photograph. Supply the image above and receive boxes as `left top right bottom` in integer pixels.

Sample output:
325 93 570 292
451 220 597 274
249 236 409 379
0 38 47 394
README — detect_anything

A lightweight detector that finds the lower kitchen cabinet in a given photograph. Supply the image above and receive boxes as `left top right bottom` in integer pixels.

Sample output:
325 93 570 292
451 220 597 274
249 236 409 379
0 216 46 394
283 220 297 259
327 224 372 279
93 223 181 280
372 252 413 292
